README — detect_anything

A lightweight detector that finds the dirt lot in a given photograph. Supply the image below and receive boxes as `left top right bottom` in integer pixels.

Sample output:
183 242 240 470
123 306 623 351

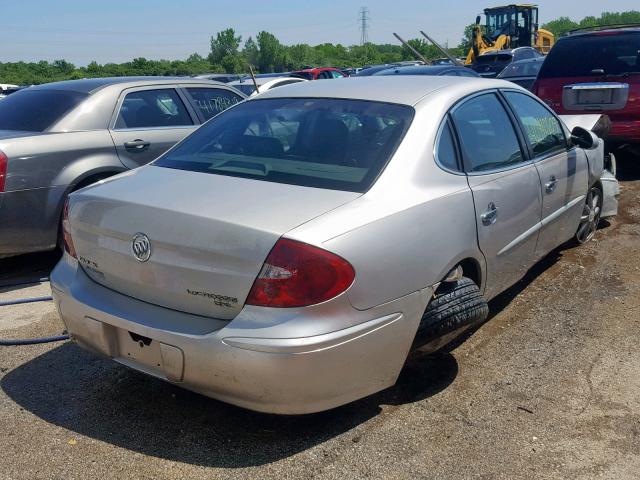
1 154 639 480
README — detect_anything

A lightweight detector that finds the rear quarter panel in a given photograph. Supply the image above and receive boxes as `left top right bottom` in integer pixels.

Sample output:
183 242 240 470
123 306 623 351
2 130 123 191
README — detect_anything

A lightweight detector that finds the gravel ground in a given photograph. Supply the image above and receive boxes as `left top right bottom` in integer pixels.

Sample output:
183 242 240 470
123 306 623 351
1 154 639 480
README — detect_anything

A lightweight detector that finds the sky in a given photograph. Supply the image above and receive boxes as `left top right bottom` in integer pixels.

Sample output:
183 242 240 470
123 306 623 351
1 0 638 65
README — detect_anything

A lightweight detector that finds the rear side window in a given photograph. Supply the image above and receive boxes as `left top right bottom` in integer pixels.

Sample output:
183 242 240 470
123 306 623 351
154 98 414 193
503 91 566 157
451 93 524 172
500 60 543 78
0 89 87 132
115 89 193 129
186 88 243 120
539 33 640 78
436 119 460 171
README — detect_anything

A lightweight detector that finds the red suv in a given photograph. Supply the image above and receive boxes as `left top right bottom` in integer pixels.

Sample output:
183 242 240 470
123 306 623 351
534 27 640 144
291 67 346 80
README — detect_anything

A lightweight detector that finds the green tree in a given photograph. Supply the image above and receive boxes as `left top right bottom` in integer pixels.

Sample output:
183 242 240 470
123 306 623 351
209 28 242 65
256 31 282 72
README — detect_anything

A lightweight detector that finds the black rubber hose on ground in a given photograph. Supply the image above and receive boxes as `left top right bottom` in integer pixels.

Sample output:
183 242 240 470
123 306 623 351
0 335 69 346
0 295 70 345
0 296 53 307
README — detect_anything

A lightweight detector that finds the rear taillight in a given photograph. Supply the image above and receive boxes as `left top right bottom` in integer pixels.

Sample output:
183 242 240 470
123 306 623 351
246 238 355 308
62 198 77 258
0 150 7 192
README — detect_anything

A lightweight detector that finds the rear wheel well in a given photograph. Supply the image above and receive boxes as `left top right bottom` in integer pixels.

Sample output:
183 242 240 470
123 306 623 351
457 258 481 289
73 171 118 191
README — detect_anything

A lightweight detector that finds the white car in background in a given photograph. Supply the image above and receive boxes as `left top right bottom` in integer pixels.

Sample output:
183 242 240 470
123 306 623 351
228 76 306 97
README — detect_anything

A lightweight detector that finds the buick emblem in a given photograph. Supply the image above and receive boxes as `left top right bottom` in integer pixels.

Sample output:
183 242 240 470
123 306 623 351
131 233 152 262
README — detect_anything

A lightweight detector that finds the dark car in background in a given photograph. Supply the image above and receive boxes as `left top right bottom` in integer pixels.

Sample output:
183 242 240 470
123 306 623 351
534 26 640 144
497 57 545 91
0 77 245 257
472 47 543 78
373 65 479 78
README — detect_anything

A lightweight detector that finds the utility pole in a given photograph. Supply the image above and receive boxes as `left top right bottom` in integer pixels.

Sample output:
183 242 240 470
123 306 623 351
358 7 370 45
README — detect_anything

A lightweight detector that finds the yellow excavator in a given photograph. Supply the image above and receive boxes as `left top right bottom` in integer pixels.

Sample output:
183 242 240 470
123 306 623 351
465 4 555 65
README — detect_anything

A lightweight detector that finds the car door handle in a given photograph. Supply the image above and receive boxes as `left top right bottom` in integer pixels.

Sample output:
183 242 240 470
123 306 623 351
124 139 151 152
481 202 499 226
545 176 558 194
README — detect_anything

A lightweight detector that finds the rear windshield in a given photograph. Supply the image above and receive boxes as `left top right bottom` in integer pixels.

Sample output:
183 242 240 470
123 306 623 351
499 60 543 78
539 33 640 78
0 89 87 132
154 98 414 193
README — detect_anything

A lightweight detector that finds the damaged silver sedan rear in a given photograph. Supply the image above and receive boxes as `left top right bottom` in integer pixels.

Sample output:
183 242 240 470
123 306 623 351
51 77 617 414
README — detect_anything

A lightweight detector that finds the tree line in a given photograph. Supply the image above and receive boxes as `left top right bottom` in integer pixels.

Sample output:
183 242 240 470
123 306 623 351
1 10 638 85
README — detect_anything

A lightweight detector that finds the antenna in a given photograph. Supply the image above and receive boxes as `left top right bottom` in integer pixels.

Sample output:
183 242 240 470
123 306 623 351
358 7 370 45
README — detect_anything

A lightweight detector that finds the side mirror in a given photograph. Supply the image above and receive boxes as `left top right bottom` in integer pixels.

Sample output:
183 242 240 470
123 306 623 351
570 126 598 150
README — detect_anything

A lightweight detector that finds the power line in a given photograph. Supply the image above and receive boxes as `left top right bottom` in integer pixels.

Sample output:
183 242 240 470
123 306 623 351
358 7 370 45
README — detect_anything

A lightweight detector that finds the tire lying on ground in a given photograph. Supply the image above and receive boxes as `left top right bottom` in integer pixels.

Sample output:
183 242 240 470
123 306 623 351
413 276 489 354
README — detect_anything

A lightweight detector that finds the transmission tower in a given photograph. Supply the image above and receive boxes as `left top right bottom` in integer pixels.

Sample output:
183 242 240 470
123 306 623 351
358 7 370 45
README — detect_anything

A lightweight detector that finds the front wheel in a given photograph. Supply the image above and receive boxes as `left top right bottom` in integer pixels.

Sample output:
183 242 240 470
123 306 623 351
575 184 603 245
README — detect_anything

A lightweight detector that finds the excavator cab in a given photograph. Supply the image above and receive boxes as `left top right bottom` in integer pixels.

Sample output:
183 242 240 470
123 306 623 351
484 5 538 47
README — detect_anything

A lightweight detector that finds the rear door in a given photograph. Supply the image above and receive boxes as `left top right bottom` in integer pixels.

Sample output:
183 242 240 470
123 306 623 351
502 90 588 256
450 92 542 299
109 87 198 169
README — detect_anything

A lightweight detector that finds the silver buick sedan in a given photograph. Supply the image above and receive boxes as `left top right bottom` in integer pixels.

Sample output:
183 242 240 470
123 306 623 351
51 77 616 414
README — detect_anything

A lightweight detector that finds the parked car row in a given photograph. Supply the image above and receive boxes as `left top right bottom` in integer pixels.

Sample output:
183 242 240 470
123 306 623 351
5 28 634 414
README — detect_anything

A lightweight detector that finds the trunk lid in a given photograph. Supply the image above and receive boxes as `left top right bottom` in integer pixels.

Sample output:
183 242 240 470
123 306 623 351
69 166 359 319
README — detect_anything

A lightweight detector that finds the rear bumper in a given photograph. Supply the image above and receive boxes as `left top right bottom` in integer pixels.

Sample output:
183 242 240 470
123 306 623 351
51 255 431 414
0 186 66 256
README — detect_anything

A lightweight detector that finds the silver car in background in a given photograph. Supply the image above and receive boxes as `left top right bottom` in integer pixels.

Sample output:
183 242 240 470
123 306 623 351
0 77 245 257
227 76 307 97
52 77 616 414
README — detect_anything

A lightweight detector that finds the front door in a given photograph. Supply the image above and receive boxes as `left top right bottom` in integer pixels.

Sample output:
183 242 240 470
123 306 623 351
110 87 197 169
451 92 542 299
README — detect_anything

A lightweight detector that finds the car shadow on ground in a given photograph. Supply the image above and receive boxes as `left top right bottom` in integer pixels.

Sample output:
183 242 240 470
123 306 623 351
0 251 60 293
1 342 457 468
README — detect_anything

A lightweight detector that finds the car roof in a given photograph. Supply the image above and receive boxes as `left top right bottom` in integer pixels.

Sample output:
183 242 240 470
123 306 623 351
509 57 545 64
29 76 225 94
293 67 339 73
228 76 297 86
374 65 475 76
254 76 511 106
566 26 640 38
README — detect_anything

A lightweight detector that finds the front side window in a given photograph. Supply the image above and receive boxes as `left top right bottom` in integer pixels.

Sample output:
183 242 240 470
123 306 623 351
503 91 566 157
186 88 243 120
154 98 414 192
451 93 524 172
115 89 193 129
